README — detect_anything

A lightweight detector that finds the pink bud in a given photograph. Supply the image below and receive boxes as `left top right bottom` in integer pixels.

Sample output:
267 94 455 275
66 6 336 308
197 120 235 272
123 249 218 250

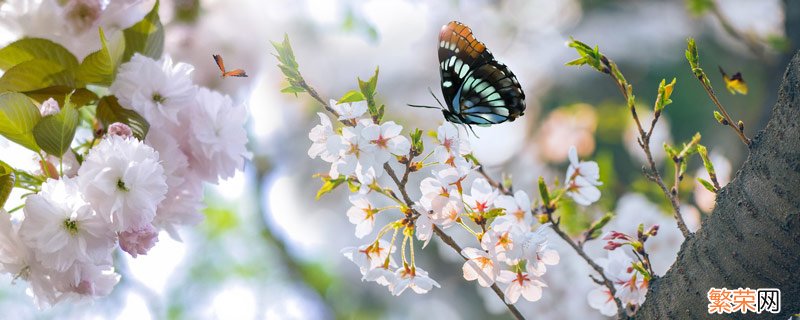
648 225 660 236
107 122 133 139
603 241 621 251
39 98 60 116
119 224 159 258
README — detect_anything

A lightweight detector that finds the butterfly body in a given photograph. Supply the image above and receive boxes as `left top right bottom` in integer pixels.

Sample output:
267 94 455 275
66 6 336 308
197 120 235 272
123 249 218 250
719 66 747 95
213 54 248 78
436 21 525 126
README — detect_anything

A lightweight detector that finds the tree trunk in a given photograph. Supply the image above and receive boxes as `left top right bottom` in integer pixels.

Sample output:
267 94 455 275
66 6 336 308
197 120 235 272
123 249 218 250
636 52 800 319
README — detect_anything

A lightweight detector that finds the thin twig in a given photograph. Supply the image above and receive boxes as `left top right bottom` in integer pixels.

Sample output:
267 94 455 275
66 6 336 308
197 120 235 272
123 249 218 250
431 226 525 320
601 58 692 238
708 0 767 60
293 72 524 319
695 78 751 146
546 210 627 318
383 163 525 320
475 165 508 194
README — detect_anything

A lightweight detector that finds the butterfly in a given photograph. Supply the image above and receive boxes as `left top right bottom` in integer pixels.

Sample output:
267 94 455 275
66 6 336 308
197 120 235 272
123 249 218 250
213 54 248 78
410 21 526 129
719 66 747 95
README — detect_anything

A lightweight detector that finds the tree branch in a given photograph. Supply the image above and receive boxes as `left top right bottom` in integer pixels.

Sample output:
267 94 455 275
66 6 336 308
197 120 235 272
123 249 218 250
637 51 800 319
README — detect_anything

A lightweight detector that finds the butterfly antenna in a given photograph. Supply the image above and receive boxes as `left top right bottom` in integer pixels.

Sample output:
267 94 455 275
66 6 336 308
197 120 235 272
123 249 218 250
407 104 440 109
464 123 479 139
428 87 446 109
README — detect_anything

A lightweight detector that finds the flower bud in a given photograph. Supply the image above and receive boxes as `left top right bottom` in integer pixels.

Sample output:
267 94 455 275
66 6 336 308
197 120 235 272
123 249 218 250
119 224 159 258
107 122 133 139
39 98 60 116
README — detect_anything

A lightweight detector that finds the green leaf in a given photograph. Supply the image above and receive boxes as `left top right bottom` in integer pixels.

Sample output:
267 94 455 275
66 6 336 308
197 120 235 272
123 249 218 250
686 0 714 15
358 67 380 121
122 0 163 61
358 66 379 101
410 128 423 154
78 28 125 86
0 160 14 210
564 57 587 66
271 34 299 72
33 97 79 156
316 176 346 200
24 86 99 108
766 34 790 52
586 212 614 240
484 207 505 219
686 38 699 70
697 178 717 193
0 38 79 72
0 59 75 92
538 176 551 207
96 96 149 139
337 90 366 104
280 85 305 95
0 92 41 151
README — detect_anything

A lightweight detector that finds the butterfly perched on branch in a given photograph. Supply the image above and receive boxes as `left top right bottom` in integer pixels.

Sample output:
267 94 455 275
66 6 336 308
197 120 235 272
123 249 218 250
719 66 747 95
213 54 248 78
410 21 526 130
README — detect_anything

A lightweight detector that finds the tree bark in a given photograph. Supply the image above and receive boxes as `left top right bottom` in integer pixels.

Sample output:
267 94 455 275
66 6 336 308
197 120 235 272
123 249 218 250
636 52 800 319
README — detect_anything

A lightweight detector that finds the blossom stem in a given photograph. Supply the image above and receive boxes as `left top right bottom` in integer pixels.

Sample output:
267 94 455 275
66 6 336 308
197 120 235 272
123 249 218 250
694 73 751 146
545 206 627 318
383 163 525 320
292 64 524 319
457 220 479 237
601 56 692 238
475 164 509 194
409 232 416 267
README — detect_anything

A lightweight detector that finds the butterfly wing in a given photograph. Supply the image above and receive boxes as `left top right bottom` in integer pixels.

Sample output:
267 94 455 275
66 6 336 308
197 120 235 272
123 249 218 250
223 69 248 78
457 60 526 125
437 21 525 125
720 66 748 95
438 21 495 114
213 54 226 74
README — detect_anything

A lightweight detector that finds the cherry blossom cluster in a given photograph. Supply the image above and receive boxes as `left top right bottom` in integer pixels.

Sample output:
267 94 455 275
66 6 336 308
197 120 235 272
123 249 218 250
588 225 659 316
308 99 608 305
0 54 249 307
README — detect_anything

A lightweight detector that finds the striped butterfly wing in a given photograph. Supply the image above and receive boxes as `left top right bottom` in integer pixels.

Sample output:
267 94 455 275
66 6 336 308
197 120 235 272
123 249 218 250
457 60 526 125
437 21 525 125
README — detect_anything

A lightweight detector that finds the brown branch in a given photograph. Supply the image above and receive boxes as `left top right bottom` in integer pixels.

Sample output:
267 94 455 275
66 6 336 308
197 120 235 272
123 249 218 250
694 75 752 145
601 58 692 238
291 68 524 319
637 50 800 320
708 0 767 60
544 207 627 319
383 163 525 320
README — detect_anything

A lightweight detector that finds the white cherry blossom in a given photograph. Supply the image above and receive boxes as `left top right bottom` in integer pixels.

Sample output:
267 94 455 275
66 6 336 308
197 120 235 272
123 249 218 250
587 285 618 316
308 112 340 162
185 87 250 182
77 135 167 232
346 195 379 238
362 121 410 164
461 247 500 287
565 146 602 206
493 190 534 230
341 240 394 275
434 123 471 163
19 178 116 272
392 267 440 295
110 54 195 127
497 270 547 304
330 99 368 120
